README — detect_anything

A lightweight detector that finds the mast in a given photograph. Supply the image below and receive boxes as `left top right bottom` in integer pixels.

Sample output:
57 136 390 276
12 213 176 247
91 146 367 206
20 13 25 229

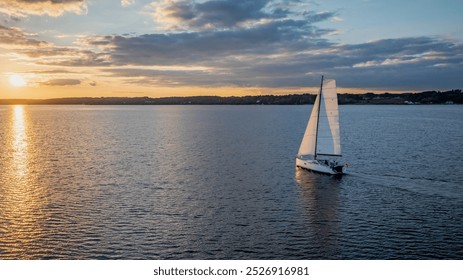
314 75 323 159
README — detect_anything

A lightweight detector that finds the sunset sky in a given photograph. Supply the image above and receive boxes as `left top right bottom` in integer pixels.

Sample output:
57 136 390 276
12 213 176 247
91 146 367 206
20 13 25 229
1 0 462 99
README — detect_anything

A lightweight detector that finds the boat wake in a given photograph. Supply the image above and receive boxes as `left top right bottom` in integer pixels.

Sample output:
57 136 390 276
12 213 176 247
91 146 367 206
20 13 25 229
346 171 463 201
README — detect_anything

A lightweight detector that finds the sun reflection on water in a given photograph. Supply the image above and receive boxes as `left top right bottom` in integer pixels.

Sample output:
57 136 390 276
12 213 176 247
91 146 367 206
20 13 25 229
0 105 45 259
12 105 28 177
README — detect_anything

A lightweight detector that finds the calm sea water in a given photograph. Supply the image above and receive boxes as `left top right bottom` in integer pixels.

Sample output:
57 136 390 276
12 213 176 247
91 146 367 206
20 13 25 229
0 105 462 259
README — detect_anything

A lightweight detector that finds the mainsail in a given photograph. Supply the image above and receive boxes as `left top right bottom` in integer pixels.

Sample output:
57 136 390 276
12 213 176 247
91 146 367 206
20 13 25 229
297 78 341 159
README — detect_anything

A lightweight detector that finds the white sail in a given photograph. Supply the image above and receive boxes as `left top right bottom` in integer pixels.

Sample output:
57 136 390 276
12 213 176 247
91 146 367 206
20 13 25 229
316 79 341 157
297 91 319 158
297 79 341 159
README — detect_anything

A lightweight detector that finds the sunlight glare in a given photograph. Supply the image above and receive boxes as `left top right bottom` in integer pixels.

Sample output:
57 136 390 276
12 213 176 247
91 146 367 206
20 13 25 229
9 74 27 87
12 105 28 176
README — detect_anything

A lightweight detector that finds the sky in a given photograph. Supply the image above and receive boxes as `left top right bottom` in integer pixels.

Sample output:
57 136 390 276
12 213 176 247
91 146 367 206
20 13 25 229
0 0 462 99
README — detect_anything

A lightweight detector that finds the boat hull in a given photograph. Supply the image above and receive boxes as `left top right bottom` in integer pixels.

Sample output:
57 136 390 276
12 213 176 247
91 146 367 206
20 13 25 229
296 158 344 175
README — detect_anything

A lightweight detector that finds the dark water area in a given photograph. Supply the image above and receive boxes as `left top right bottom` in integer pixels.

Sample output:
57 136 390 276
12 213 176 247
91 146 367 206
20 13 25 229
0 105 462 259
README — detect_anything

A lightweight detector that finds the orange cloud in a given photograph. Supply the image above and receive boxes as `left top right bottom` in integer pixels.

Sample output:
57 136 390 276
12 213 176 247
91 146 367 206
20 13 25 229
40 79 81 86
0 0 87 17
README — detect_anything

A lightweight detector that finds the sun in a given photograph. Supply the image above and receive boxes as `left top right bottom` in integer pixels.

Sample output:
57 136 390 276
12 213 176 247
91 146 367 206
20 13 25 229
9 74 27 87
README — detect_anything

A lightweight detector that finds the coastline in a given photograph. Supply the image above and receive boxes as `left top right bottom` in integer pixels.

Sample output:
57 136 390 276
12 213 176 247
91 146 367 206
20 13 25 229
1 90 461 105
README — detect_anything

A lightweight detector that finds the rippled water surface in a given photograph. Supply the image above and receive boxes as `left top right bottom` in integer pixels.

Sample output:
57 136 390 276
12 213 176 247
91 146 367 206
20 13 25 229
0 105 462 259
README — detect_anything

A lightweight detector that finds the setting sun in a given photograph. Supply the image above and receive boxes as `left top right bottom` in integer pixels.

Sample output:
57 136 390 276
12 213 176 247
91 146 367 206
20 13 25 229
9 74 27 87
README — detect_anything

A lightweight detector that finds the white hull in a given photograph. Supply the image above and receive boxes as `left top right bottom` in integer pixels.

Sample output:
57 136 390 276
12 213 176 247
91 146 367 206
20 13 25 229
296 158 344 175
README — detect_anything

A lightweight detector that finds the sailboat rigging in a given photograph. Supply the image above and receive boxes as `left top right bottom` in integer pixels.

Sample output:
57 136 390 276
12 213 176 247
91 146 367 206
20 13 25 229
296 76 346 175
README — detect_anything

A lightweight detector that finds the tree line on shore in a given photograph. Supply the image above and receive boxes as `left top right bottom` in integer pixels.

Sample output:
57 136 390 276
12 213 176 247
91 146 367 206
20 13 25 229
1 89 462 105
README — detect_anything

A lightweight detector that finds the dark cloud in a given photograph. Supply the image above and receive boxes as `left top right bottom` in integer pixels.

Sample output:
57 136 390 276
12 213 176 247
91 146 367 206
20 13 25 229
86 17 332 67
41 79 81 86
100 35 462 90
76 0 337 70
0 0 87 17
187 0 271 29
151 0 326 31
240 37 463 90
155 0 273 30
334 37 463 89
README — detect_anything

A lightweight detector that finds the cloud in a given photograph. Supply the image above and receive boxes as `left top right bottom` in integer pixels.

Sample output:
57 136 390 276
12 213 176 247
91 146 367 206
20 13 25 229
0 24 111 67
85 17 332 67
121 0 135 7
150 0 266 30
331 16 343 23
99 35 462 90
0 25 47 47
17 46 112 67
0 0 87 17
31 69 77 74
2 0 462 92
329 37 463 90
41 79 81 86
150 0 318 31
103 67 228 87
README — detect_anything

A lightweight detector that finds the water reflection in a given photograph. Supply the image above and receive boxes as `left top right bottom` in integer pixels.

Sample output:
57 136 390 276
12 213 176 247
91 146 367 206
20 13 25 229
295 168 342 258
0 105 44 259
12 106 28 177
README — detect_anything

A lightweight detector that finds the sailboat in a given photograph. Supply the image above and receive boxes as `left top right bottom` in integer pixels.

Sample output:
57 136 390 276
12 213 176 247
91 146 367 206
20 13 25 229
296 76 346 175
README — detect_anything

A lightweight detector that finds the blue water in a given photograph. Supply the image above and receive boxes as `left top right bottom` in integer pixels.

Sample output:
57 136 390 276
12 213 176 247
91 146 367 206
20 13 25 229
0 105 462 259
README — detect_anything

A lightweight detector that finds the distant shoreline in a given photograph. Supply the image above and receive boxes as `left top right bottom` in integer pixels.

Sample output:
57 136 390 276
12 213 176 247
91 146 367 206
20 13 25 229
1 90 462 105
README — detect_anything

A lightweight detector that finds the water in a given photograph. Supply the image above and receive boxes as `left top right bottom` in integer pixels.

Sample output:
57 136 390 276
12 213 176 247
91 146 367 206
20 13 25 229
0 105 462 259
